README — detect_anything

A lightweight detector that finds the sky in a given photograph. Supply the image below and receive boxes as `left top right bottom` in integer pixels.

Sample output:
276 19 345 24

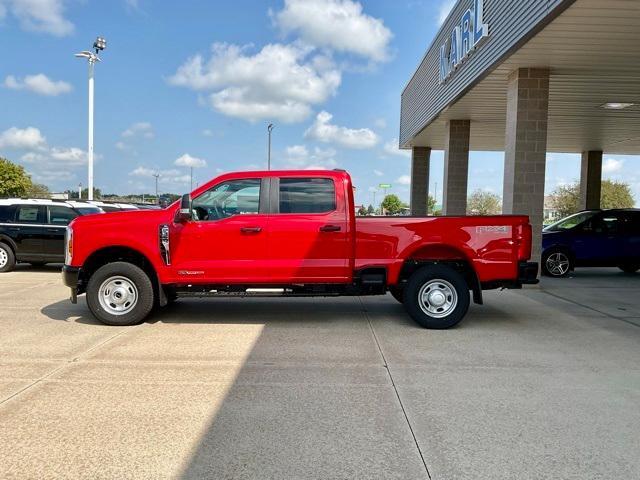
0 0 638 207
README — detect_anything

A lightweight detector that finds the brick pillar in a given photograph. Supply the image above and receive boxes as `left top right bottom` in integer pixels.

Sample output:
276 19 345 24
410 147 431 216
579 150 602 210
503 68 550 263
443 120 470 215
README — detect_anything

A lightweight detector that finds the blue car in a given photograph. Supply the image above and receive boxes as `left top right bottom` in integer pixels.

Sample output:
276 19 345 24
542 209 640 277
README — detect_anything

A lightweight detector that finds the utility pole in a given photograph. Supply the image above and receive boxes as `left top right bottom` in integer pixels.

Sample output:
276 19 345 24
267 123 274 170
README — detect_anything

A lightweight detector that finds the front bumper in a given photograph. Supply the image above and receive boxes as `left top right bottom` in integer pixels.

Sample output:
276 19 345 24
518 261 539 285
62 265 80 303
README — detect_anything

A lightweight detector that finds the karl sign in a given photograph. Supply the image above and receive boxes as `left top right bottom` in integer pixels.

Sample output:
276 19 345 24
439 0 489 84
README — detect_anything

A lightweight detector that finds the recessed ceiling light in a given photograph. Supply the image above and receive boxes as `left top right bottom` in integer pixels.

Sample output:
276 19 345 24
600 102 635 110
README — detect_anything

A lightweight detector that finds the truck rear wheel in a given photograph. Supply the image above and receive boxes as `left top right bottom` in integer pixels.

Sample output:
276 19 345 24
86 262 154 326
403 265 470 329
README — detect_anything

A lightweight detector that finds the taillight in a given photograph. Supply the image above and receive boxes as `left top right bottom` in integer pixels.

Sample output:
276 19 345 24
65 227 73 265
514 223 532 260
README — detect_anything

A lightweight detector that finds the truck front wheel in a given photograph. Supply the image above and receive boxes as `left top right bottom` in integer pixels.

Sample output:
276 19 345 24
403 265 470 329
86 262 155 326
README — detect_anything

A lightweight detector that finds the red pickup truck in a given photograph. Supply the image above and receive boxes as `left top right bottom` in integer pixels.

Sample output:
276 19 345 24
62 169 537 329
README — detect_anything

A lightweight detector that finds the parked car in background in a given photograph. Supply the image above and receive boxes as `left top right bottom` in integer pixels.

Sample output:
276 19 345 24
0 199 103 272
542 209 640 277
87 200 139 212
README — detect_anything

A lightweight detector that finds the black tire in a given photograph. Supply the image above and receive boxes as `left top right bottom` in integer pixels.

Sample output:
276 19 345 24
542 249 572 277
389 286 404 303
403 265 470 329
86 262 154 326
0 243 16 273
618 264 640 274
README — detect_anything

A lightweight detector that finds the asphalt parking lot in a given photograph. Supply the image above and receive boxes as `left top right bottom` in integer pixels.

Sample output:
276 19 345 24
1 266 639 479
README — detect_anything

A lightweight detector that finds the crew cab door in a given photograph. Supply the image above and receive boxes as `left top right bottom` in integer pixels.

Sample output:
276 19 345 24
267 176 349 282
170 178 269 283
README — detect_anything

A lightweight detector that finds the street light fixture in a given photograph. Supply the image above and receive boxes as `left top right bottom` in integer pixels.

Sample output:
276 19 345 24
75 36 106 201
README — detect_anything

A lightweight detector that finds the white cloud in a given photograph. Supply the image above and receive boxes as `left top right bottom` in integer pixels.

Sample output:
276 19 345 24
169 42 341 123
49 147 88 166
202 129 213 137
129 166 156 177
304 111 378 149
283 144 337 169
4 73 72 96
0 126 46 149
129 166 193 187
121 122 154 139
383 138 411 157
602 158 623 174
174 153 207 168
2 0 74 36
397 174 411 185
272 0 392 62
438 0 456 25
373 169 383 177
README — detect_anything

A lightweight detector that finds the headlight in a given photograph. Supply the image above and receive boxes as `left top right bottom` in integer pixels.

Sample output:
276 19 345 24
65 227 73 264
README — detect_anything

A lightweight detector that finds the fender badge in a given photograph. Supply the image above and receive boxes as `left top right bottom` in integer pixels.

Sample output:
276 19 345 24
178 270 205 275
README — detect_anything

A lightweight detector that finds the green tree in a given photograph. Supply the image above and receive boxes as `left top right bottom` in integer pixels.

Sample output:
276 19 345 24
381 194 403 215
550 180 635 218
427 195 437 215
467 189 502 215
26 183 50 198
601 180 634 209
0 157 33 197
357 205 367 216
366 204 375 215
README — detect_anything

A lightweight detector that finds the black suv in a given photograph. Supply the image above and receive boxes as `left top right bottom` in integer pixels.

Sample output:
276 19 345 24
0 199 103 272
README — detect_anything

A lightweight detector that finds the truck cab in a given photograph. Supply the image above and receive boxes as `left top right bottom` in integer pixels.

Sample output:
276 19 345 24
62 170 537 329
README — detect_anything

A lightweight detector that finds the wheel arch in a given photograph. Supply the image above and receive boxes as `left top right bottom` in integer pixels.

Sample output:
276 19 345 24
80 246 166 305
0 234 17 254
397 244 483 305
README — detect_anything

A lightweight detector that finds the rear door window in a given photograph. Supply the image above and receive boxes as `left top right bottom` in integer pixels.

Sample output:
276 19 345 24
48 206 78 226
278 178 336 214
15 205 42 224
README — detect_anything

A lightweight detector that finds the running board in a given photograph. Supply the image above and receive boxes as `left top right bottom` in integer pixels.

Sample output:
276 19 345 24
175 288 342 298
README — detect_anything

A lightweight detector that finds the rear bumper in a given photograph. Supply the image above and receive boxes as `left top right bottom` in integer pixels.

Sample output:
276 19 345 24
518 261 539 285
62 265 80 303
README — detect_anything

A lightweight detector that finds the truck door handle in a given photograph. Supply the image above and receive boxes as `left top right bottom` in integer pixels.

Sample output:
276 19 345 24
240 226 262 234
319 225 341 232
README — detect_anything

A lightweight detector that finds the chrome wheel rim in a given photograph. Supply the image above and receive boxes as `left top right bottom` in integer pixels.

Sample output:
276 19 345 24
0 247 7 268
418 279 458 318
546 252 570 276
98 276 138 315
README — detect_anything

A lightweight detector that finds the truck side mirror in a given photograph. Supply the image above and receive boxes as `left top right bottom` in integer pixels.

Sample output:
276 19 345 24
175 193 192 223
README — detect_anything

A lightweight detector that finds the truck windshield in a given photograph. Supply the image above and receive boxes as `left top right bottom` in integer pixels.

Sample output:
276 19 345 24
544 211 597 232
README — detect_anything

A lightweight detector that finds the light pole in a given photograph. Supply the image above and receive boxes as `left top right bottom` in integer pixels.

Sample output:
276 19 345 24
152 173 160 204
190 166 193 191
267 123 274 170
78 183 82 199
75 36 106 201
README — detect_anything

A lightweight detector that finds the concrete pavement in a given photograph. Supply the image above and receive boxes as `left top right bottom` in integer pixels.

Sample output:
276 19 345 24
0 265 639 479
